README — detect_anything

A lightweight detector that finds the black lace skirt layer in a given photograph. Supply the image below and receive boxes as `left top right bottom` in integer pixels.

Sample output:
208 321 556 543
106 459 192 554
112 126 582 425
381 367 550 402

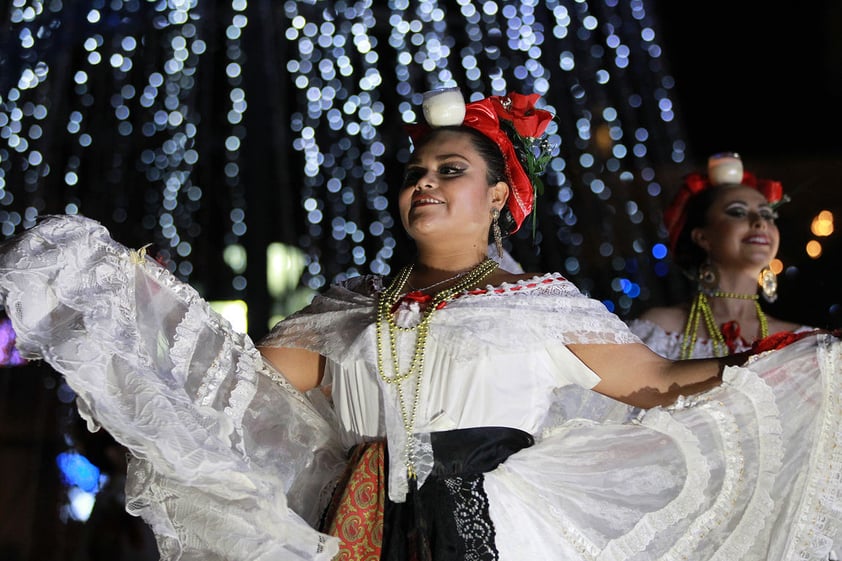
381 427 534 561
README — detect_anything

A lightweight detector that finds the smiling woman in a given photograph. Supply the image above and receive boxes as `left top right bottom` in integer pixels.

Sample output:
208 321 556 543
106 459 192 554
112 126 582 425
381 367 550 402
629 152 814 359
399 129 509 263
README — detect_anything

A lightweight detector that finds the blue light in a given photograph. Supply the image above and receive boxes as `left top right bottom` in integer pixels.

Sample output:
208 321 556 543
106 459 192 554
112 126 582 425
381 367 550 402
0 317 26 366
652 243 668 259
57 451 101 493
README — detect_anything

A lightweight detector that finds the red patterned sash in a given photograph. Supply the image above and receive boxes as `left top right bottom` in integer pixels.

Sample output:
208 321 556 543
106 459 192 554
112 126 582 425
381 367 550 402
322 441 387 561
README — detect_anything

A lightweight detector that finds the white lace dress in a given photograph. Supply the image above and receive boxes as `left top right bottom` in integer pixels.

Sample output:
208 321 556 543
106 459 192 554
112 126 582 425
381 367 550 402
628 317 816 359
1 214 840 561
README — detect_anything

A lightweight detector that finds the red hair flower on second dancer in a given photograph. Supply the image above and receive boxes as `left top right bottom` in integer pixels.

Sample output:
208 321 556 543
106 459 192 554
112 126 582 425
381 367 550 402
491 93 554 138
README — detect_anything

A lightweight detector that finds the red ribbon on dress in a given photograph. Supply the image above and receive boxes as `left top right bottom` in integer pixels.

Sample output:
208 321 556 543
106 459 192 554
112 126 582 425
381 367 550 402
720 320 743 354
391 291 433 314
402 291 432 304
750 329 819 355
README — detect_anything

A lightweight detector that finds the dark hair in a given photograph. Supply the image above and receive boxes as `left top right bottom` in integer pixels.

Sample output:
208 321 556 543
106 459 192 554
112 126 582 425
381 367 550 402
412 126 517 236
672 184 727 273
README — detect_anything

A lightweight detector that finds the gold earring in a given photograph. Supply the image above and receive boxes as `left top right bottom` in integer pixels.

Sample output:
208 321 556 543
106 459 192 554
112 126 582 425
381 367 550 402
759 265 778 303
697 261 719 292
491 208 503 258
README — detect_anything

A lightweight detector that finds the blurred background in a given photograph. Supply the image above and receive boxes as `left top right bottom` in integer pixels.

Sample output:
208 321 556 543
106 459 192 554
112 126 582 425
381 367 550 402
0 1 840 559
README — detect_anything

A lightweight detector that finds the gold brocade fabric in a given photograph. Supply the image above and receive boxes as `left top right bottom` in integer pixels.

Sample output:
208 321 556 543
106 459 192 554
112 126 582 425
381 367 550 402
322 441 387 561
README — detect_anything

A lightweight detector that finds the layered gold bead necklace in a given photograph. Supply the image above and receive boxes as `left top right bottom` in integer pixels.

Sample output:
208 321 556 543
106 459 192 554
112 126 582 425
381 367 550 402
375 257 498 479
680 290 768 360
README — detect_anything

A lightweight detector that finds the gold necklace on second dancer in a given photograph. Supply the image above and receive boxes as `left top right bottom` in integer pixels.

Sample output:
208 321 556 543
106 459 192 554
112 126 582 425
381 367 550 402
680 290 769 360
375 257 498 479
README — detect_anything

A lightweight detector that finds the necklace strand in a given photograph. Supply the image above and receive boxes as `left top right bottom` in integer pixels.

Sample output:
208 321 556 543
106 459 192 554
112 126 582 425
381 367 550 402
406 269 470 294
680 290 768 359
375 257 498 478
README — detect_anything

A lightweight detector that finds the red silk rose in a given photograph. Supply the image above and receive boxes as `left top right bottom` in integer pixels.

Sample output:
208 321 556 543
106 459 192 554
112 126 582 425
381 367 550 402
737 171 783 201
490 93 554 138
758 178 784 204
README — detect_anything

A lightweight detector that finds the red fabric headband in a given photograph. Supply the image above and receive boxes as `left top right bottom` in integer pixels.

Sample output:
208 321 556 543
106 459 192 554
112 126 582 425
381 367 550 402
663 170 785 252
405 92 553 233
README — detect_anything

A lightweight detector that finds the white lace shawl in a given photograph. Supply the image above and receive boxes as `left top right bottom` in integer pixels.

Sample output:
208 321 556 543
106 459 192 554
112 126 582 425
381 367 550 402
629 317 817 359
260 272 642 359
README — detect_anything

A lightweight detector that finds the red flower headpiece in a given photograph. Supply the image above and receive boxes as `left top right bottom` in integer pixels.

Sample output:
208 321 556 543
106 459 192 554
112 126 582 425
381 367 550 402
405 90 554 233
663 153 786 252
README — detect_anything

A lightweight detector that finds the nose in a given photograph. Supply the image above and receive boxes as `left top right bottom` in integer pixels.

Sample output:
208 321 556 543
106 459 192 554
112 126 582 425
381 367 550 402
749 211 767 228
415 170 436 190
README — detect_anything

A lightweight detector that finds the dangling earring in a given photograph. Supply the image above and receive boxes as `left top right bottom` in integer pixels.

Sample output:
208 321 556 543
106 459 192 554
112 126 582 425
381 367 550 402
697 260 719 293
759 265 778 303
491 208 503 258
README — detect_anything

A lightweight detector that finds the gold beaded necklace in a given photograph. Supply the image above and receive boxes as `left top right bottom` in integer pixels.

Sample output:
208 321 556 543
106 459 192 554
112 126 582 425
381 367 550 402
375 257 498 478
680 290 768 360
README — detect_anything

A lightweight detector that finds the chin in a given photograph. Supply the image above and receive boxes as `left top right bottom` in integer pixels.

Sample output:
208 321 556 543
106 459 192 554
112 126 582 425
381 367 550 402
745 256 773 268
406 221 445 240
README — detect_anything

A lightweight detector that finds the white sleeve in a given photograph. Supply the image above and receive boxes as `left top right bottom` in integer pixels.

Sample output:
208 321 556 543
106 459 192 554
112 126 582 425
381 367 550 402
0 214 346 561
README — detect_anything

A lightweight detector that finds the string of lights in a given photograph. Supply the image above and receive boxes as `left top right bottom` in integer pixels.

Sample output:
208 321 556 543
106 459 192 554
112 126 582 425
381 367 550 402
0 0 712 329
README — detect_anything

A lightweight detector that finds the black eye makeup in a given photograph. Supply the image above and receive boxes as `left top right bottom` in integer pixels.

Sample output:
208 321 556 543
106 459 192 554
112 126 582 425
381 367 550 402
438 163 466 175
723 203 778 221
402 160 468 188
759 208 778 221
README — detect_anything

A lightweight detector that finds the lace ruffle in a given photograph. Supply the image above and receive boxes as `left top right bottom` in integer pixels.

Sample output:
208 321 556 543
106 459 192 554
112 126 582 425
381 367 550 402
0 215 345 561
261 272 641 366
784 334 842 558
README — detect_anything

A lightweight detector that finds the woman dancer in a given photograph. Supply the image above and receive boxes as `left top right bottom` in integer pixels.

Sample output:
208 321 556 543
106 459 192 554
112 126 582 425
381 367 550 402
0 89 839 561
630 152 812 359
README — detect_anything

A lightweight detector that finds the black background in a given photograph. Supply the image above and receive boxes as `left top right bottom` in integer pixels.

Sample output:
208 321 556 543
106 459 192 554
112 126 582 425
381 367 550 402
654 0 842 160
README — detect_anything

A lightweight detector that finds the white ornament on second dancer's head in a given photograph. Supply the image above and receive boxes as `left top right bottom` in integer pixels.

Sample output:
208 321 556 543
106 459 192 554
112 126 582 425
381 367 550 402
707 151 743 186
422 87 466 127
